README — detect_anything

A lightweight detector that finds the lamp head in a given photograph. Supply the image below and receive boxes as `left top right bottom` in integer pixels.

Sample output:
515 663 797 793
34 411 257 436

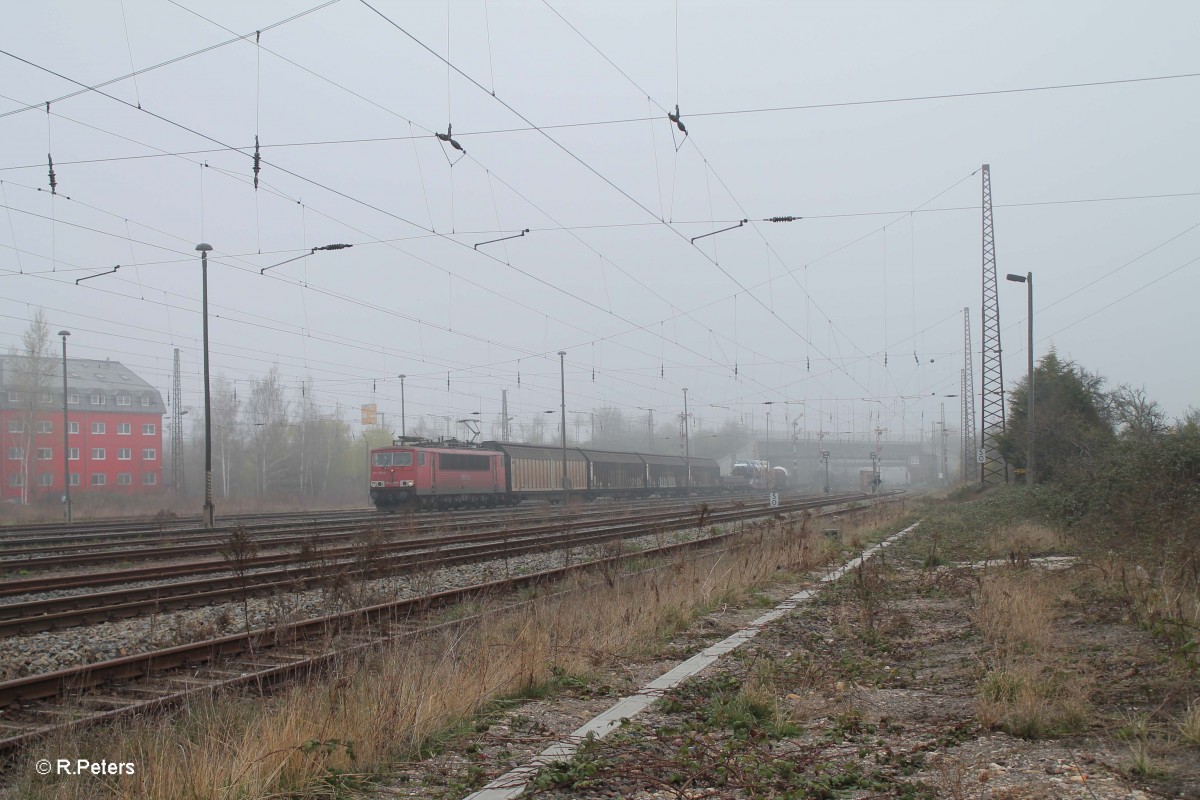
1005 273 1027 283
195 243 213 253
57 330 70 337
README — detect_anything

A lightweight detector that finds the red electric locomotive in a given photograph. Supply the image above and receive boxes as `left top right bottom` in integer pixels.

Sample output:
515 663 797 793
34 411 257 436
369 443 508 510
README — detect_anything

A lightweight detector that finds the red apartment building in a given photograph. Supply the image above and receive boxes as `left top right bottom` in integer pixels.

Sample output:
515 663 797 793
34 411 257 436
1 356 165 503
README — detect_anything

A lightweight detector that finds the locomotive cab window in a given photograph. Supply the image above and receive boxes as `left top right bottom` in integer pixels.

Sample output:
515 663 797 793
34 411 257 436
373 451 413 467
438 453 491 471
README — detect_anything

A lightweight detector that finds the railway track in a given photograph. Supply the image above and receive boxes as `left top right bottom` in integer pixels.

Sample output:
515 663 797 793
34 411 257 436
0 492 903 753
0 493 785 569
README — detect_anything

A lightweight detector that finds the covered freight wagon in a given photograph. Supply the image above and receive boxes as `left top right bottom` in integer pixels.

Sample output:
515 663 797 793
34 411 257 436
484 442 587 495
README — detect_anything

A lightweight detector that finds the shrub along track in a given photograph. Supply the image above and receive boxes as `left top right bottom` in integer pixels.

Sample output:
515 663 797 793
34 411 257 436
0 493 902 755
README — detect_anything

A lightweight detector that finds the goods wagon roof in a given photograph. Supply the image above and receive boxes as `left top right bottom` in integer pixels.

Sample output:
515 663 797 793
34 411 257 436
578 448 644 465
483 442 586 461
640 454 720 468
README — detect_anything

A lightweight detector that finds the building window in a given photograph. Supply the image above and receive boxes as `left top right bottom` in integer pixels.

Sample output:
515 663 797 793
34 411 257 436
117 448 131 460
92 448 105 460
37 421 52 434
140 396 151 407
7 421 24 433
91 474 106 486
117 473 132 485
117 423 131 435
90 395 105 406
68 421 79 434
7 447 23 460
142 472 157 485
6 391 18 402
36 448 52 460
68 393 79 405
91 422 106 434
37 473 53 486
142 424 156 435
68 448 79 460
39 392 53 404
8 474 22 487
142 448 157 460
116 395 131 406
69 473 80 486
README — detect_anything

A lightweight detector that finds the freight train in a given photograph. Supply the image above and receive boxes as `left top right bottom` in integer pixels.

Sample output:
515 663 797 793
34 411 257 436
368 439 724 510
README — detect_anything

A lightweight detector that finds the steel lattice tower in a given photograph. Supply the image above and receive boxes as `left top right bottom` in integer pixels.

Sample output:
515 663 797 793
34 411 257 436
172 348 184 493
979 165 1007 485
960 307 977 483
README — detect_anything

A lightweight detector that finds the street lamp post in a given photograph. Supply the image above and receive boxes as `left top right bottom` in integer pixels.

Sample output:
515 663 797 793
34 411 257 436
1006 272 1034 487
398 374 406 441
558 351 568 495
196 243 215 527
822 450 830 494
58 330 71 522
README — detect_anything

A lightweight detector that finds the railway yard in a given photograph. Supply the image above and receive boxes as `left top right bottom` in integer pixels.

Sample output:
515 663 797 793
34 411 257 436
0 492 881 758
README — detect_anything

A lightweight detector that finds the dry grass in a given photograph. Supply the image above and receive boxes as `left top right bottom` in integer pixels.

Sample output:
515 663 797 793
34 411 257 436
970 569 1054 656
970 567 1091 738
976 659 1090 739
1178 701 1200 748
986 521 1062 564
9 508 907 800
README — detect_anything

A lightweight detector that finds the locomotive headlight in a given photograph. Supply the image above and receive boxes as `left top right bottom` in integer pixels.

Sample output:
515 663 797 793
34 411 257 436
399 480 414 487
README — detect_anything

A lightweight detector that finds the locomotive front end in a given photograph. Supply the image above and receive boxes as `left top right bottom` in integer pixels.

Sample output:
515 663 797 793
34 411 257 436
370 448 417 508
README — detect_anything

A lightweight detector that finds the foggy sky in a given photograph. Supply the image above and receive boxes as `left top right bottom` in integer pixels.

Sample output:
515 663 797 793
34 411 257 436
2 0 1197 448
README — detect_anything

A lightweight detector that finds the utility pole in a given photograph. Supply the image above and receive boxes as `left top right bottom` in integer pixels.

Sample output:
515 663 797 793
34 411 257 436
558 351 568 496
939 402 949 486
683 388 690 497
172 348 184 494
979 164 1007 486
960 307 976 484
501 389 510 441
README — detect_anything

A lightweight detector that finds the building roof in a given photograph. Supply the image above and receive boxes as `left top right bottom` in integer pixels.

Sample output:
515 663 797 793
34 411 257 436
0 356 165 414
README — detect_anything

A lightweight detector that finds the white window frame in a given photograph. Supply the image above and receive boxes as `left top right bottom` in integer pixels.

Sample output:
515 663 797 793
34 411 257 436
117 473 132 485
69 473 80 486
36 448 52 460
142 448 157 460
116 395 131 406
8 474 23 487
117 448 131 460
68 393 79 405
37 472 53 486
68 447 79 460
91 422 106 435
68 421 79 435
117 423 131 435
92 448 105 460
91 474 106 486
6 391 18 402
90 394 105 406
142 424 156 435
37 421 52 434
140 396 151 407
142 472 157 485
7 447 23 460
7 421 24 433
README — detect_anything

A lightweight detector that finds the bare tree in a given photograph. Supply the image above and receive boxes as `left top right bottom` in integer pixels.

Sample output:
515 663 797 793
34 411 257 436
1110 384 1166 440
246 367 291 495
4 311 55 504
